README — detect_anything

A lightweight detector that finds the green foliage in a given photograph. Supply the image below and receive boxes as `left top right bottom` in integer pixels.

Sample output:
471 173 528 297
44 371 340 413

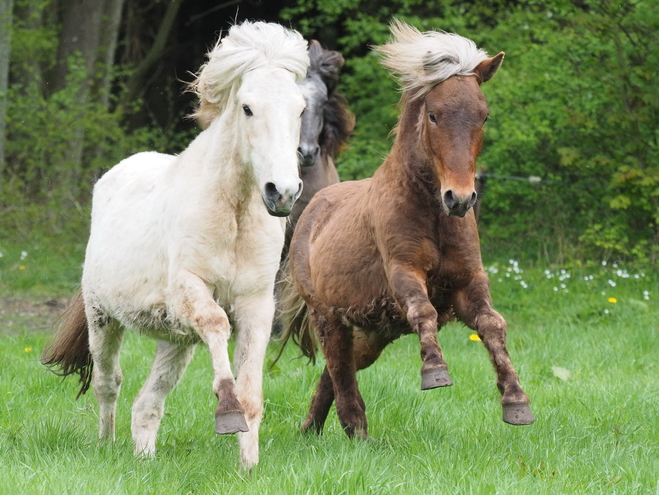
283 0 659 264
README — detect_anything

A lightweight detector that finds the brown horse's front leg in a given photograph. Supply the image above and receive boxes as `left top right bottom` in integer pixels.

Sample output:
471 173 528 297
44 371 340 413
389 265 452 390
452 271 534 425
312 313 367 439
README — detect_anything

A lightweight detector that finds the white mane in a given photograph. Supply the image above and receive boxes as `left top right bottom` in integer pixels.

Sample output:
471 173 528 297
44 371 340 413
191 21 309 125
375 19 489 100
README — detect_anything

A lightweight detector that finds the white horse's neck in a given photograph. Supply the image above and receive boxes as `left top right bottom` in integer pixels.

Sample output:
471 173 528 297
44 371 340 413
175 111 258 215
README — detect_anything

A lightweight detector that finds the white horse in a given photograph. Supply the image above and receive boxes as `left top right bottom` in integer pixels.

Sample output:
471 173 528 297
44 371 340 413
42 21 309 469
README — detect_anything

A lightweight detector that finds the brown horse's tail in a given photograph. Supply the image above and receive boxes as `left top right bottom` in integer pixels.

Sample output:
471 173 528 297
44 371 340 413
41 290 93 399
273 257 318 364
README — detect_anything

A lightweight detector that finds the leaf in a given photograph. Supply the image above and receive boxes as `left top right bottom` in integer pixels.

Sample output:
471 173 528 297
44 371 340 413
551 366 571 381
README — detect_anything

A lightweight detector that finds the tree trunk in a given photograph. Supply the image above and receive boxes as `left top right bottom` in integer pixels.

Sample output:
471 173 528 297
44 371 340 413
98 0 125 109
119 0 185 111
0 0 13 176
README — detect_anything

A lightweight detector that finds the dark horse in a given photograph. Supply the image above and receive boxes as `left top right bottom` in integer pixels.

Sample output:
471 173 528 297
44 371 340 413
286 40 355 253
279 21 534 439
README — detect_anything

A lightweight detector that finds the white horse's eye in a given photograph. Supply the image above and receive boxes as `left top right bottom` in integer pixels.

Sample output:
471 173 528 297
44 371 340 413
301 107 307 117
242 105 253 117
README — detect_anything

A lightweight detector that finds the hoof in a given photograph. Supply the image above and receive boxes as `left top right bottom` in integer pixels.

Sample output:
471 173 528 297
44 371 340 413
502 403 535 425
215 411 249 435
421 368 453 390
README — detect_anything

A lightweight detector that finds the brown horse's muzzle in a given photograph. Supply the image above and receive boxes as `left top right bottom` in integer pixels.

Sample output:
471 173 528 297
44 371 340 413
442 188 478 217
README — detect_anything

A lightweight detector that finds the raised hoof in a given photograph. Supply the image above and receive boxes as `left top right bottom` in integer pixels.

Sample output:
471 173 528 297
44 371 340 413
502 403 535 425
421 368 453 390
215 411 249 435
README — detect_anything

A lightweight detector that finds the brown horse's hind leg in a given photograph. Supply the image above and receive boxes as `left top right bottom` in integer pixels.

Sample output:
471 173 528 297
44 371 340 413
301 330 389 435
311 314 368 439
452 272 534 425
301 366 334 434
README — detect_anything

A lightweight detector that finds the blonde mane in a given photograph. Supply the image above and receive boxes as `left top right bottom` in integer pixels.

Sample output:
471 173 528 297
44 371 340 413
191 21 309 126
375 19 489 99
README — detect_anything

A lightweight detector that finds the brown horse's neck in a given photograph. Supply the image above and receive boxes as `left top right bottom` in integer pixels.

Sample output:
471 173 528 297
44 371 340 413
378 94 441 208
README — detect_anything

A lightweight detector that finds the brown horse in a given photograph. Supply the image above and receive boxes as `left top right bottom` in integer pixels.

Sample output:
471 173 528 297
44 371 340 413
279 21 534 439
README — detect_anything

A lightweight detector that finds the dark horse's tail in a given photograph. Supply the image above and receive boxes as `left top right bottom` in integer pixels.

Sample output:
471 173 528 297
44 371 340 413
41 290 93 399
274 257 319 364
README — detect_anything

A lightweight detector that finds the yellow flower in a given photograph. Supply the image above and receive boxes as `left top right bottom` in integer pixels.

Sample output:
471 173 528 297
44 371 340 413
19 265 26 270
608 297 617 303
24 347 32 353
469 334 481 341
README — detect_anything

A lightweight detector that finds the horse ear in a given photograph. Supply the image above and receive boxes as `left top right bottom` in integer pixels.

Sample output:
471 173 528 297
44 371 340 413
475 52 504 84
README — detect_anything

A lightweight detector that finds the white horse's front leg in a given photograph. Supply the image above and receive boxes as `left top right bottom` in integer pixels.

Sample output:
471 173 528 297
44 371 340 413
232 291 275 470
173 271 249 435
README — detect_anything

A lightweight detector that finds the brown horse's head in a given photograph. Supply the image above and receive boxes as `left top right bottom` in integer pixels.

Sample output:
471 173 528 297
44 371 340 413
422 54 503 217
376 20 504 217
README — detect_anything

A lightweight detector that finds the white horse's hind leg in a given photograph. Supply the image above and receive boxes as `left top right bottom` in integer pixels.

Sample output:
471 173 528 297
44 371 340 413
132 340 196 456
87 315 124 441
174 271 248 434
232 292 275 469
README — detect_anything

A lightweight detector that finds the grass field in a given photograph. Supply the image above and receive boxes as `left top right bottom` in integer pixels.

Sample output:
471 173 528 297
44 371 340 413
0 243 657 494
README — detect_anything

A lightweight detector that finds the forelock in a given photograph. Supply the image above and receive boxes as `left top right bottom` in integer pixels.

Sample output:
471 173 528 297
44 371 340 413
374 19 489 99
190 21 309 126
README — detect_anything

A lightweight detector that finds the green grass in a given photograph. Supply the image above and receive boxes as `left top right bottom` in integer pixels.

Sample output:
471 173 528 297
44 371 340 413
0 255 658 494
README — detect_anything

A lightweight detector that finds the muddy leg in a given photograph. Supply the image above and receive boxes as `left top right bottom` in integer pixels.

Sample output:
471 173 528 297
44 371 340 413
174 271 248 435
232 292 275 470
453 271 534 425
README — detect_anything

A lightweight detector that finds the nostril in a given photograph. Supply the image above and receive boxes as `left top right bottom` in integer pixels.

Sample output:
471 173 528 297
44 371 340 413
443 190 456 209
264 182 280 201
313 146 320 157
468 191 478 207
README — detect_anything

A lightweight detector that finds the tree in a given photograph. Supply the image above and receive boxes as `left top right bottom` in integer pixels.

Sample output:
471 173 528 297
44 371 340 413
0 0 12 175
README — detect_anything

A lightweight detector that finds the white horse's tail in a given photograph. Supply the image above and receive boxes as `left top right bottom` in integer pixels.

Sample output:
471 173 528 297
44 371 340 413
42 290 93 399
274 257 318 364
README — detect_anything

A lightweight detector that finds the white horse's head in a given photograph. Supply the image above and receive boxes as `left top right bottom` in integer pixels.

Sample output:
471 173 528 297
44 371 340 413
191 22 309 217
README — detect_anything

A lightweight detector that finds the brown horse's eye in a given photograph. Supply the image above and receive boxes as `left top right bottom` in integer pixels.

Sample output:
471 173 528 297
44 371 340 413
428 112 437 124
483 114 490 125
242 105 253 117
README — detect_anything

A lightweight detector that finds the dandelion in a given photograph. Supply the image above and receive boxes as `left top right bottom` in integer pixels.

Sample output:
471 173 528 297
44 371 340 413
560 283 566 289
553 287 558 292
520 281 528 289
469 334 481 341
20 250 28 260
604 309 610 314
601 260 607 266
643 290 650 301
607 279 616 287
19 265 26 271
608 297 617 303
0 251 3 258
24 347 32 353
601 291 606 296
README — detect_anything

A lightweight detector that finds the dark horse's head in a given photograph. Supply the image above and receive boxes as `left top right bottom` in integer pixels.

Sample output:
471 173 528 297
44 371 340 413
378 21 504 217
297 40 355 167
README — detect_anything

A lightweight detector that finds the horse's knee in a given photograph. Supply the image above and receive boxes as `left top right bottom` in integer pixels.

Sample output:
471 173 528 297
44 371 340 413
407 301 437 331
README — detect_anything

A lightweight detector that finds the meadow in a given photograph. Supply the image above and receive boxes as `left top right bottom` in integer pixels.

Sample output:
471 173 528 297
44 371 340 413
0 242 657 494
